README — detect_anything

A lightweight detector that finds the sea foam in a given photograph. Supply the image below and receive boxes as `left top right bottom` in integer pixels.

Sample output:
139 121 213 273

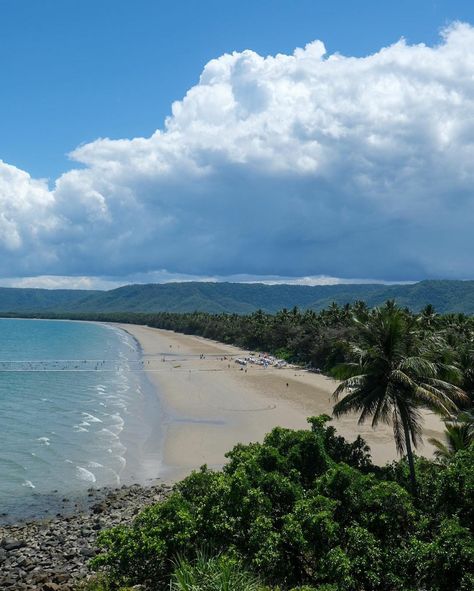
75 466 96 483
0 318 148 522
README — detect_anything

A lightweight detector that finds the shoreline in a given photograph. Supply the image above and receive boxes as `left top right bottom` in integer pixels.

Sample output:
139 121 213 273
0 318 446 527
0 321 448 590
0 482 171 590
0 318 162 527
104 323 168 487
113 323 445 476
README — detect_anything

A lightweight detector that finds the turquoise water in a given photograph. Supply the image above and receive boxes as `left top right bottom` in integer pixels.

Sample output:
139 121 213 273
0 319 160 522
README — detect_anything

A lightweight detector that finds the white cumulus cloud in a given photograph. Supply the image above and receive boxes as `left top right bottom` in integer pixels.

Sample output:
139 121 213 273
2 22 474 282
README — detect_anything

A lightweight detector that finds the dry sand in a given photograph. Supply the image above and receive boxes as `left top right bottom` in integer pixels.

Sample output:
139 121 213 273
114 323 445 480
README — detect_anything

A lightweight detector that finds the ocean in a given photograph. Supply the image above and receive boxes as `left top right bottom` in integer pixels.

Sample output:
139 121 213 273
0 318 162 523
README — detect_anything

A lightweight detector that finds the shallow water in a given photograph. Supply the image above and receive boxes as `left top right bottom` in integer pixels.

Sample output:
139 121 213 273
0 319 161 522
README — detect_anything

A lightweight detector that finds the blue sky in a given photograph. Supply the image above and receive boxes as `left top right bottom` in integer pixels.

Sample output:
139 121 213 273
1 0 474 288
2 0 473 180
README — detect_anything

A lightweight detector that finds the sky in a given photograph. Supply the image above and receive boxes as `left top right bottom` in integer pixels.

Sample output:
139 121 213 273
1 0 474 289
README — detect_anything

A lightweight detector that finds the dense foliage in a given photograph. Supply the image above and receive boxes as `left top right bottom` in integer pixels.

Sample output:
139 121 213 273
91 417 473 591
27 300 474 402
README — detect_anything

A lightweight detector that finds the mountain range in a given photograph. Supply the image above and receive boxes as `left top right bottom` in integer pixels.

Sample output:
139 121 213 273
0 280 474 315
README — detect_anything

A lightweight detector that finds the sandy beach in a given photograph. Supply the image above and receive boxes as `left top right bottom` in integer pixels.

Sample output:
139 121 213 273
115 323 445 480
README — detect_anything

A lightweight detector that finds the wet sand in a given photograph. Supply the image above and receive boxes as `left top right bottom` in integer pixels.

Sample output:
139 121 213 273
114 323 445 479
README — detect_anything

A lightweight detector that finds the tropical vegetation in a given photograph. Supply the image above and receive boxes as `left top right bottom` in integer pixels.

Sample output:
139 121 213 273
84 416 473 591
332 304 466 494
33 299 474 590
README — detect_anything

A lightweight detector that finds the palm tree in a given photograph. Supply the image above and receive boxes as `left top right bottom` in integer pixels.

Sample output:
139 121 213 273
428 415 473 462
419 303 438 330
352 300 369 321
332 303 466 495
457 347 474 407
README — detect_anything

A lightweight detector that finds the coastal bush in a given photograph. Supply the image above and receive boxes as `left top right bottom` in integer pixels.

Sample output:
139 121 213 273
92 419 473 590
307 415 372 471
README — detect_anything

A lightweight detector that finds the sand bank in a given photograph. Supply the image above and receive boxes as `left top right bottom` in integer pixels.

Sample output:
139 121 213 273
114 324 445 479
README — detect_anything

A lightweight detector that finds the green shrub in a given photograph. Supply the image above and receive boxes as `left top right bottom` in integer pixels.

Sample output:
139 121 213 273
92 419 473 591
422 517 474 591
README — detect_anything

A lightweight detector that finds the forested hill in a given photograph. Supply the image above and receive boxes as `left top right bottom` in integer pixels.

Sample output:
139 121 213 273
1 280 474 314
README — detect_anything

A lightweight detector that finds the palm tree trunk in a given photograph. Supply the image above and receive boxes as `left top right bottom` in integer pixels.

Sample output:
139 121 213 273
401 415 417 497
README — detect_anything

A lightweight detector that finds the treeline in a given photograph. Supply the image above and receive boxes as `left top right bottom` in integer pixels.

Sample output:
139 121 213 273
6 301 474 390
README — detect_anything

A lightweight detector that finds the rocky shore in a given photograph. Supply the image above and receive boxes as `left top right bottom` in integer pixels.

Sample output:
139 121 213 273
0 482 171 591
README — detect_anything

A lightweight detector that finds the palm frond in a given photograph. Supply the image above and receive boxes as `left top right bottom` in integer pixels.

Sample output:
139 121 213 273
414 383 463 416
422 378 467 403
369 393 393 428
399 356 437 377
391 407 406 455
428 421 473 461
428 437 451 461
390 369 418 390
333 374 368 399
333 390 369 417
404 403 423 449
